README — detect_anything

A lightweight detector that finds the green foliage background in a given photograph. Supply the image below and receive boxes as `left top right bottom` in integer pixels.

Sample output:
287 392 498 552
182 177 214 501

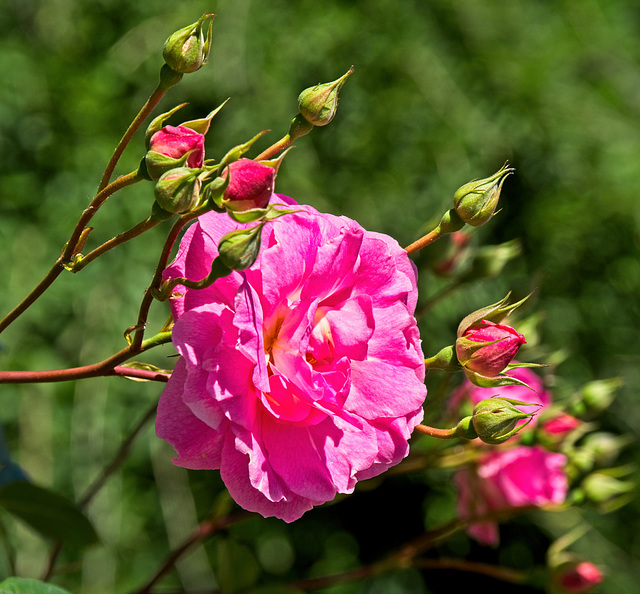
0 0 639 592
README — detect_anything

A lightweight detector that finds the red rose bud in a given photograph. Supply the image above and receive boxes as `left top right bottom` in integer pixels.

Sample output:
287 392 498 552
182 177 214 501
154 167 201 214
453 163 514 227
456 320 526 377
221 158 275 212
554 561 604 593
163 14 213 75
541 413 581 438
145 125 205 180
297 67 354 127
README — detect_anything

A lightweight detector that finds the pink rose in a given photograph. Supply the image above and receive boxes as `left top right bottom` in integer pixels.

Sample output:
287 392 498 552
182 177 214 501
455 445 568 545
156 197 426 522
222 158 276 211
555 561 604 593
146 125 205 180
451 366 551 426
456 320 526 377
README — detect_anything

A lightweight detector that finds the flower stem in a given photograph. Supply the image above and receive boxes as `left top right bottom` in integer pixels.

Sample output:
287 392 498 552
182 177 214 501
405 209 465 255
405 227 445 254
131 206 206 350
413 423 458 439
71 215 161 272
0 331 171 384
254 133 294 161
97 84 166 192
0 171 141 335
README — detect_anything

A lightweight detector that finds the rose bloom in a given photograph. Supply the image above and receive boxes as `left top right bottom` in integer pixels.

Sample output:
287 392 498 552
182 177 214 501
455 445 568 545
156 197 427 521
149 125 205 168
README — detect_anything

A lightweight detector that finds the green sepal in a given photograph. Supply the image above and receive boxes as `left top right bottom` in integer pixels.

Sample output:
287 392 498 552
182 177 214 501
181 98 230 135
144 103 188 148
218 130 269 172
456 291 533 337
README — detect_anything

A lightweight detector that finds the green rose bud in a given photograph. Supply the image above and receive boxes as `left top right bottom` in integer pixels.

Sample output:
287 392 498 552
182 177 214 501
154 167 201 214
217 224 264 271
471 397 538 444
453 164 514 227
297 67 354 127
163 14 214 75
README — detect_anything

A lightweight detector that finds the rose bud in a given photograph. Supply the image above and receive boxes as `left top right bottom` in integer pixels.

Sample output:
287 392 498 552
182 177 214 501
456 320 526 378
163 13 213 75
297 67 354 127
453 163 514 227
470 397 537 444
221 158 275 212
145 125 205 181
154 167 201 214
217 224 264 271
553 561 604 593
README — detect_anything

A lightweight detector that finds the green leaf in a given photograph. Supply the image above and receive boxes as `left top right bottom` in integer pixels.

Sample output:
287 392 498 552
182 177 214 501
0 482 98 548
0 577 73 594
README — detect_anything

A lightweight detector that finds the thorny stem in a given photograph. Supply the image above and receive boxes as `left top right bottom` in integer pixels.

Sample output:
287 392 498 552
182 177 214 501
0 331 172 384
1 81 165 334
0 171 141 335
71 216 162 272
131 205 207 351
97 84 166 192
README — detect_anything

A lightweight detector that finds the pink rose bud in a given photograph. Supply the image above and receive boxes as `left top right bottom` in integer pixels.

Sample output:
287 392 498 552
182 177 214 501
541 413 581 437
221 158 275 212
146 125 205 180
555 561 604 593
456 320 526 377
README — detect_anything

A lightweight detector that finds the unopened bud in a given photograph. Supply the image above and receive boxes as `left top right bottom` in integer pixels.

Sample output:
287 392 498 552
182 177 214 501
580 432 632 468
471 397 537 444
453 164 513 227
217 224 264 271
456 320 526 378
154 167 201 214
581 469 635 512
163 14 214 75
571 378 623 419
221 158 275 212
297 67 354 127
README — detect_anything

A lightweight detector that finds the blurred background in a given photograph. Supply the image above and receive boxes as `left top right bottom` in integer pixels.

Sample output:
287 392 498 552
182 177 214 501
0 0 639 592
